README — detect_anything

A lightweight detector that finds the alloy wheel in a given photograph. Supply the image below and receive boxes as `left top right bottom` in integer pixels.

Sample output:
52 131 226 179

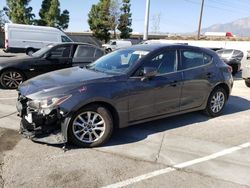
210 91 225 113
1 71 23 89
72 111 106 143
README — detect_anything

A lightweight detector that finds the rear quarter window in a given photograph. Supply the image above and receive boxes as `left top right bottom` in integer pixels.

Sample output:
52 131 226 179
204 53 213 64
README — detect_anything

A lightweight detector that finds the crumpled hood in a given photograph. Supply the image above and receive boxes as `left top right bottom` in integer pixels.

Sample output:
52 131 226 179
18 67 113 96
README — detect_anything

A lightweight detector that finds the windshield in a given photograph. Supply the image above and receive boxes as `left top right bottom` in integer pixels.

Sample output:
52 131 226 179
86 49 149 75
32 44 54 57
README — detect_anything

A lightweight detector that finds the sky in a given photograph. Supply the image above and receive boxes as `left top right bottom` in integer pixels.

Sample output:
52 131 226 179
1 0 250 33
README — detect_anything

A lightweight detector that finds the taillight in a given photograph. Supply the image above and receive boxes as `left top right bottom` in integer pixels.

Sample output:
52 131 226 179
5 39 8 49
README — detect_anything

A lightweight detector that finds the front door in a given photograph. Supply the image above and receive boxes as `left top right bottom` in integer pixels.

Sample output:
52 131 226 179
128 49 182 122
30 45 73 76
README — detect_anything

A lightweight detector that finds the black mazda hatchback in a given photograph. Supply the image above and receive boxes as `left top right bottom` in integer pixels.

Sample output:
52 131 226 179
17 44 233 147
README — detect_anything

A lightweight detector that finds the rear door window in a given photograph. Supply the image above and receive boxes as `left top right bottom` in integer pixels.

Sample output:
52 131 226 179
73 45 97 64
74 45 96 58
95 49 104 58
181 50 212 70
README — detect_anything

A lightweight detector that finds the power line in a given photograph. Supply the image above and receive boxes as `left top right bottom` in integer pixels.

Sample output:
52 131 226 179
185 0 250 15
209 0 250 12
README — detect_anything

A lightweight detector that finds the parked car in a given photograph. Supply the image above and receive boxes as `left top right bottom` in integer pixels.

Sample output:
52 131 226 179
207 47 223 52
242 61 250 87
0 42 105 89
16 44 233 147
216 49 243 75
102 40 132 52
4 23 73 55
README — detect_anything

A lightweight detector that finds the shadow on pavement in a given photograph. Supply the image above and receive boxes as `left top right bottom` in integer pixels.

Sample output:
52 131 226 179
33 95 250 149
104 95 250 147
233 71 242 81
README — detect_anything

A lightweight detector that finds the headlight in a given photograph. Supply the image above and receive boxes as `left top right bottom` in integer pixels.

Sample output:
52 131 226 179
28 95 71 109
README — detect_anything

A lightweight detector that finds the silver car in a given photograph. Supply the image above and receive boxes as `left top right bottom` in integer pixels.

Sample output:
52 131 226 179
216 49 244 75
242 57 250 87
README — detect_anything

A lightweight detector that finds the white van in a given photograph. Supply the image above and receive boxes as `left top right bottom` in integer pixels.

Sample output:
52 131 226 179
4 23 73 55
102 40 132 52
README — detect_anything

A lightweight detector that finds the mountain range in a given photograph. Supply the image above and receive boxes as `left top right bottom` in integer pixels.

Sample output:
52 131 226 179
200 17 250 37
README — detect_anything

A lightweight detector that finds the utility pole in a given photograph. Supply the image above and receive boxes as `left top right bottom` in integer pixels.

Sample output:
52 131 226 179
197 0 205 40
143 0 150 40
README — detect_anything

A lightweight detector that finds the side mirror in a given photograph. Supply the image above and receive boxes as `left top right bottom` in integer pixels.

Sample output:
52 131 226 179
141 67 157 81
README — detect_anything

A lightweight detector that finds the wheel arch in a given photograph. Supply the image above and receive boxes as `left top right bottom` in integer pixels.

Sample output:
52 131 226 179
84 101 119 129
62 101 120 145
70 101 120 129
0 67 26 80
212 82 230 100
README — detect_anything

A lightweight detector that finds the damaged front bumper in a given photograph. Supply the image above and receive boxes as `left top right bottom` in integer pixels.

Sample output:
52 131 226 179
16 95 69 145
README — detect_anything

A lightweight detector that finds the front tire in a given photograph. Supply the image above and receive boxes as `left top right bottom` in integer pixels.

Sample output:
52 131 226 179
105 48 112 53
68 105 113 147
245 80 250 88
0 70 24 89
204 87 227 117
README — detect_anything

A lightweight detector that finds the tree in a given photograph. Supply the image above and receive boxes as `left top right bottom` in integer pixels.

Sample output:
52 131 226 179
109 0 121 39
117 0 132 39
36 0 70 30
58 10 70 30
88 0 111 42
36 0 50 26
4 0 35 24
0 10 8 32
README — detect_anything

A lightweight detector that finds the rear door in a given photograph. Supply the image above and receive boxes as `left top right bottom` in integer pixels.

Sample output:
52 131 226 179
72 45 104 67
179 49 215 111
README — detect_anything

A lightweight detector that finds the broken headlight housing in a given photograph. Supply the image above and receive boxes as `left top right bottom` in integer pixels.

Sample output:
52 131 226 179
28 95 71 113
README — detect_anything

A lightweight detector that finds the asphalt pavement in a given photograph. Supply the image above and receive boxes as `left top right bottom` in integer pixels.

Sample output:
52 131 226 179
0 57 249 187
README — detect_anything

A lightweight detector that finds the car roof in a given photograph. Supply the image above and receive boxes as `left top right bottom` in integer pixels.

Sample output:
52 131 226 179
124 43 174 51
124 43 209 52
124 44 219 59
50 42 103 49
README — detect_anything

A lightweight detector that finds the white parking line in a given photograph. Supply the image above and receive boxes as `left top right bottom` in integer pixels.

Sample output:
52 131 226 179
102 142 250 188
0 97 17 100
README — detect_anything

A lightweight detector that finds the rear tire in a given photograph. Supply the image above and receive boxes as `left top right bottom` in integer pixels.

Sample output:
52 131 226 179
26 48 35 56
68 105 113 147
204 87 227 117
245 80 250 88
